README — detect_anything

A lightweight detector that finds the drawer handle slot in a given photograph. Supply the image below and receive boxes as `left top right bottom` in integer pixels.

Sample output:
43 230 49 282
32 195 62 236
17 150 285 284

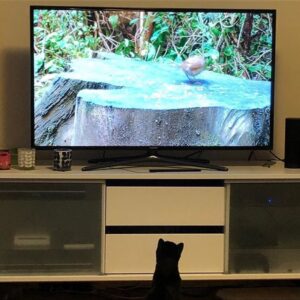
106 226 224 234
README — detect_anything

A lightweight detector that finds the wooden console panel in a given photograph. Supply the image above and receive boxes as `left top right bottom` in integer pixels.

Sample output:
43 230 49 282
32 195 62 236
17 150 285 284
105 180 225 274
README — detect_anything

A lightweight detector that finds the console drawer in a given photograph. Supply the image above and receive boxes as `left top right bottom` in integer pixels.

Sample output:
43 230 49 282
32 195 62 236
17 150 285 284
106 186 225 225
105 234 224 274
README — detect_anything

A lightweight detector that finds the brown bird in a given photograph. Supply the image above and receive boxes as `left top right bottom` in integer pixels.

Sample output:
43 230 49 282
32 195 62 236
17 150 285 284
181 55 205 81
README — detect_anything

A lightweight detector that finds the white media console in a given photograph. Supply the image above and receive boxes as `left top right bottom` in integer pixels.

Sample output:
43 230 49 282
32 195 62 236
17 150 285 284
1 161 300 282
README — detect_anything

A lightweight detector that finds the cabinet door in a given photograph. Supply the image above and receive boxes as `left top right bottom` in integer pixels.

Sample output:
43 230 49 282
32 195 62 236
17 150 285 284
0 181 102 275
106 186 225 225
229 182 300 274
105 234 224 274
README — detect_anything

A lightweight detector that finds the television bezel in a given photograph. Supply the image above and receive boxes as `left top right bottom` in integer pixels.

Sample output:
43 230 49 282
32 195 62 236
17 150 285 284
30 5 276 151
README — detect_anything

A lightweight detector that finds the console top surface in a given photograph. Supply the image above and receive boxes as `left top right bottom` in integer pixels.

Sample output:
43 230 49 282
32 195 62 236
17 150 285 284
0 161 300 181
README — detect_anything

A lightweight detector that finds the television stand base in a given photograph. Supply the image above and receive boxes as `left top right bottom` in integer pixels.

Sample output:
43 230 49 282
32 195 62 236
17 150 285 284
81 153 228 172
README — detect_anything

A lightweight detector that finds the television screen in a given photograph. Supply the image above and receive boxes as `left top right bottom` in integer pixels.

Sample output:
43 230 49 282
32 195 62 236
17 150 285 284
31 6 276 149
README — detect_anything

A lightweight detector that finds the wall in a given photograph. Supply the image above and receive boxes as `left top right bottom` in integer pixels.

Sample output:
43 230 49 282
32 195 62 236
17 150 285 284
0 0 299 160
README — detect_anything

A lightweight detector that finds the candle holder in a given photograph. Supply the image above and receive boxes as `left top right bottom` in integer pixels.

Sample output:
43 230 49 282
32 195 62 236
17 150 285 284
0 150 11 170
18 148 36 170
53 149 72 171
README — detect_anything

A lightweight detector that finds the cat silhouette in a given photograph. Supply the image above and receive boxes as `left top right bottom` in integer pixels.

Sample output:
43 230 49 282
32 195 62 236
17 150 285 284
146 238 184 300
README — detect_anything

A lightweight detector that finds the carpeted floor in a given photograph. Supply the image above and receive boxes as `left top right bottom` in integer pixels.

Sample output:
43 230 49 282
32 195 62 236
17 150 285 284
1 281 300 300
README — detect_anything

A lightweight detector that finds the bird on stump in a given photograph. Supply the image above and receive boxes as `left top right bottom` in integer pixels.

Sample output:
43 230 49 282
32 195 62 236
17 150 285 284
181 55 205 81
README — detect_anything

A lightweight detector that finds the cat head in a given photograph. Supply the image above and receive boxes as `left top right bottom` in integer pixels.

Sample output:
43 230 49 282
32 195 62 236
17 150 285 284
156 238 184 263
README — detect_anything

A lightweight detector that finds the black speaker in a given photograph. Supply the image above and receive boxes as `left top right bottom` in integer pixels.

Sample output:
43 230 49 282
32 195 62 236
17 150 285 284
285 118 300 168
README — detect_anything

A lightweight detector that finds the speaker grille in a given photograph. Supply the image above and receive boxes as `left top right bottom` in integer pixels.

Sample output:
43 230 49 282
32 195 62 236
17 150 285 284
285 118 300 168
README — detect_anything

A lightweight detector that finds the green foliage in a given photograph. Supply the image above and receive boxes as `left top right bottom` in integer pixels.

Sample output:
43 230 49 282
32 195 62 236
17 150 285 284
34 9 274 81
115 38 135 57
34 9 99 74
108 15 119 29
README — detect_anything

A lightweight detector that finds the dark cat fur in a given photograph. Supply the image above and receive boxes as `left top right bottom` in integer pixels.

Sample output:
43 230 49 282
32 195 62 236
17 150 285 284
146 238 184 300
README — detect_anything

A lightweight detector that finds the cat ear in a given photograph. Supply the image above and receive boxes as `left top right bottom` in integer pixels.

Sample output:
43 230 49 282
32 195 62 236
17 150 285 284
158 238 164 247
177 243 184 255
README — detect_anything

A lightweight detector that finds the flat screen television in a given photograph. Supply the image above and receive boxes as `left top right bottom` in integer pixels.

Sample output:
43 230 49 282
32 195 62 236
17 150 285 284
31 6 276 154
